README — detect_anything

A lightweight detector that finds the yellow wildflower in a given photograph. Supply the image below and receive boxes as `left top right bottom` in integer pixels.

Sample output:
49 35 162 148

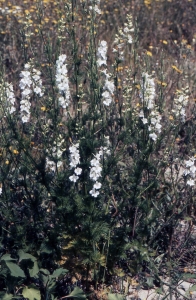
146 51 152 57
41 106 47 111
172 65 182 74
13 149 19 155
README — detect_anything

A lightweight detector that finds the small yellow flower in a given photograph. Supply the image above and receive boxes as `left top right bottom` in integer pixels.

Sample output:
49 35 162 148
169 115 174 120
135 84 140 90
41 106 47 111
13 149 19 155
181 39 187 45
5 160 9 165
172 65 182 74
117 66 123 72
146 51 152 57
156 80 167 87
162 40 168 44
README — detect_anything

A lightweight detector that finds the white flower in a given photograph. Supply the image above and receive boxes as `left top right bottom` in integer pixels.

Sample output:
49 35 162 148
113 14 134 49
59 96 69 109
185 159 195 168
139 110 144 118
24 63 30 69
155 123 162 132
74 167 82 175
102 90 113 106
56 54 70 110
89 188 99 198
97 41 108 67
141 73 156 109
22 88 31 97
149 132 157 141
93 182 102 189
45 158 56 172
0 187 2 195
33 86 42 96
127 35 133 44
187 179 195 186
173 87 189 122
141 118 148 125
20 63 43 123
89 4 101 14
4 82 16 115
104 78 115 94
90 158 100 167
90 166 102 181
69 174 79 182
190 165 196 175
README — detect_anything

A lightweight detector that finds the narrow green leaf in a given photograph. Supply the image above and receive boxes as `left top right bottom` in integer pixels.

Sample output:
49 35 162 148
22 287 41 300
182 273 196 280
5 261 25 278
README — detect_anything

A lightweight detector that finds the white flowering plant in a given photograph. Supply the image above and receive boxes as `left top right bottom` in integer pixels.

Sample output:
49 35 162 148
0 0 196 299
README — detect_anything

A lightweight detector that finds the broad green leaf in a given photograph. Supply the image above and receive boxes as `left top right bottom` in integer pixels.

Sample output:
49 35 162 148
17 250 39 277
39 268 50 275
107 293 125 300
18 250 36 262
22 287 41 300
40 242 53 254
0 293 13 300
66 287 87 299
29 261 39 278
1 254 16 261
5 261 25 278
39 269 49 287
52 267 68 278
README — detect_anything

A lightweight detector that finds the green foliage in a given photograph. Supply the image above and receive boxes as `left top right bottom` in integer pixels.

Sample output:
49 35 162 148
22 287 41 300
65 287 87 299
108 294 125 300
